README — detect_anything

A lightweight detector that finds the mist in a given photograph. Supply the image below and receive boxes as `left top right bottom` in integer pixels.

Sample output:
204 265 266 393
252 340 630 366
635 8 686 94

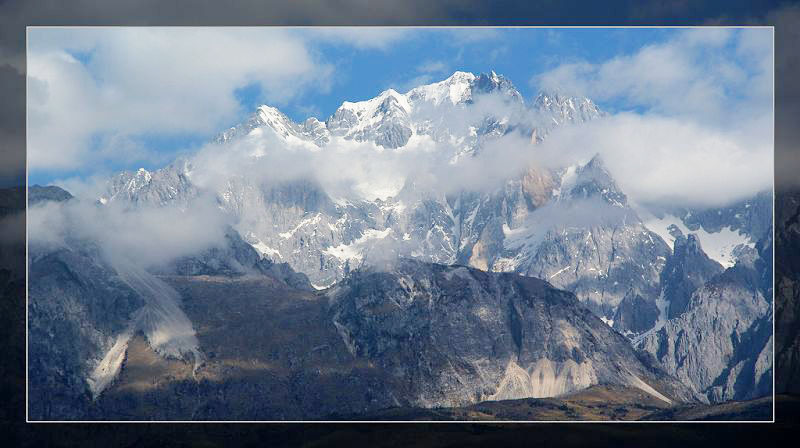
178 87 771 211
27 193 231 270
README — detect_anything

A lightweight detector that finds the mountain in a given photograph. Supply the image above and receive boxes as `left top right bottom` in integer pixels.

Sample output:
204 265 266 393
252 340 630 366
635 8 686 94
27 71 774 418
659 229 724 319
28 238 146 419
635 233 773 402
326 259 696 409
27 187 313 419
99 71 610 293
494 155 671 334
775 191 800 395
35 254 697 420
530 90 604 142
93 69 771 366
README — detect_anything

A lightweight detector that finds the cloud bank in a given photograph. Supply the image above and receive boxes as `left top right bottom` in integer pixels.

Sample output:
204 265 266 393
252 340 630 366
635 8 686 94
27 28 336 171
531 28 773 208
28 195 231 269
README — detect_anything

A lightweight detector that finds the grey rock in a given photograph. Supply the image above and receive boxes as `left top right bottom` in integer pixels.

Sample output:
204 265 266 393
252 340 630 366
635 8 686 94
636 245 772 402
498 156 670 333
328 259 697 408
776 191 800 394
28 185 73 205
661 233 724 319
613 292 660 334
669 190 772 242
28 242 145 420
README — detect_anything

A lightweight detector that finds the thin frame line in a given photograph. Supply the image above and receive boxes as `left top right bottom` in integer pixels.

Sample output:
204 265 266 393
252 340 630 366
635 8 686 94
24 24 777 424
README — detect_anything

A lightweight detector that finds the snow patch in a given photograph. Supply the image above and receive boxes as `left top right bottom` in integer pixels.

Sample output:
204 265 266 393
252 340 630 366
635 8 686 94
279 214 321 239
549 266 571 280
640 212 753 268
249 240 282 259
323 228 393 262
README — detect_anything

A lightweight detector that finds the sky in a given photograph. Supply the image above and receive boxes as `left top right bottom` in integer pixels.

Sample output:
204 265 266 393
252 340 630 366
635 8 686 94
26 27 773 209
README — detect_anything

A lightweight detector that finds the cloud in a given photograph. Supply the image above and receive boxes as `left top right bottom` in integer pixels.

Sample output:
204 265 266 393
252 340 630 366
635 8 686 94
24 26 776 212
129 77 771 211
529 28 773 207
535 113 772 208
417 60 447 73
184 91 542 202
27 28 336 172
28 194 231 269
532 28 772 128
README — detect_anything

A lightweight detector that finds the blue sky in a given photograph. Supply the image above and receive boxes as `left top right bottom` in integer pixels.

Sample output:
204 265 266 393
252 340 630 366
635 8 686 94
27 27 771 190
273 28 676 122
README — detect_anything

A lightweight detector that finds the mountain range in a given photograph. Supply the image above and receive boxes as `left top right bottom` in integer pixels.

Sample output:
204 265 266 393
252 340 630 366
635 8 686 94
27 70 773 420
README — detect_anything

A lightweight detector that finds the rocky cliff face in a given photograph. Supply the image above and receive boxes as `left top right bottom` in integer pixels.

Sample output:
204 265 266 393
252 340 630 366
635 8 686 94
328 259 697 409
63 259 697 420
28 242 145 420
636 234 773 402
496 156 671 334
660 229 725 319
90 71 772 370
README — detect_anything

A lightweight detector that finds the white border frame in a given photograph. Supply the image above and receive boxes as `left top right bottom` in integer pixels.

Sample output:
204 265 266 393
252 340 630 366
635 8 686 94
24 25 777 424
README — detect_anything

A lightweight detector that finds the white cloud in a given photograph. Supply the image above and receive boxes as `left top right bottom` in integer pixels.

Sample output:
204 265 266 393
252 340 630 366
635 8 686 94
529 28 773 208
27 28 336 171
535 113 773 208
28 194 230 269
532 28 773 127
28 28 773 211
168 84 771 209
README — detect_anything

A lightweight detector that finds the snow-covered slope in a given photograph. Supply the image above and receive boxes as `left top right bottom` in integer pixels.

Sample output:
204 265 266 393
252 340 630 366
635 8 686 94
641 211 755 268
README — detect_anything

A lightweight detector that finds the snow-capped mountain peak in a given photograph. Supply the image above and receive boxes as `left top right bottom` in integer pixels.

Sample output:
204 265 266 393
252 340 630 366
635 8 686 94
406 71 477 106
214 71 603 152
213 103 321 148
337 87 411 116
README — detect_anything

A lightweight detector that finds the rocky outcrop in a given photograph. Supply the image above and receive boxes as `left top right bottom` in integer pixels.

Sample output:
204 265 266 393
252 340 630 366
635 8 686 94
28 243 145 420
636 238 773 402
328 259 697 409
660 229 724 319
497 156 670 332
613 292 660 334
31 248 700 420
